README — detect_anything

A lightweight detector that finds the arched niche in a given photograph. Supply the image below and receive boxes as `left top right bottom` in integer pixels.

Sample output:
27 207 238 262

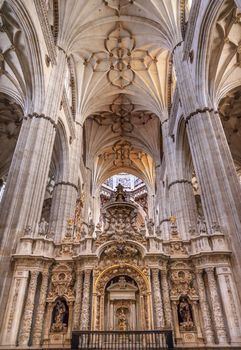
92 264 152 331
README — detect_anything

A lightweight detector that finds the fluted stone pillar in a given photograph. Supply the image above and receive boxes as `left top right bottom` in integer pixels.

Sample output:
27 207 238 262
216 267 241 342
32 271 49 345
0 49 67 325
206 267 227 344
195 270 215 344
49 182 78 242
80 270 92 330
73 270 83 330
160 270 172 327
49 123 83 242
18 271 39 346
162 120 198 239
158 182 170 240
1 269 29 346
173 43 241 290
151 269 164 328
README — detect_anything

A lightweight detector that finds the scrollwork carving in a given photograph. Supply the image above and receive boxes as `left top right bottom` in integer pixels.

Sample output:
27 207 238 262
48 264 75 300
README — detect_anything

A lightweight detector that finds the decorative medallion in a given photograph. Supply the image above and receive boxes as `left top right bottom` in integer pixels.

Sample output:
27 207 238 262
86 23 154 89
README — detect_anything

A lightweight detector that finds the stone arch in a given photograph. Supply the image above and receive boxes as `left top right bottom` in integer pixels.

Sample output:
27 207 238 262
195 0 238 106
6 0 45 112
93 263 152 330
52 121 70 182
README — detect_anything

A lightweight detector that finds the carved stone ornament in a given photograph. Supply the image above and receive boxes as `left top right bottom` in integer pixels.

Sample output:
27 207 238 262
169 241 188 255
57 243 74 257
48 264 75 300
86 22 154 89
95 264 149 295
99 242 141 269
103 0 134 15
95 201 146 246
92 94 153 136
170 270 197 299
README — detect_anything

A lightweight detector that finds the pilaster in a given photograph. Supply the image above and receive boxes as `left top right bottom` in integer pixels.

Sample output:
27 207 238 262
206 267 227 344
32 271 49 345
195 270 215 344
73 270 83 330
160 270 172 327
80 269 92 330
18 270 39 346
151 269 164 328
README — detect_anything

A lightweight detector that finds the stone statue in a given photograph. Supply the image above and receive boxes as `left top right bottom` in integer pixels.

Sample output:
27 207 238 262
38 217 49 236
118 308 128 331
88 219 95 237
115 183 126 201
51 300 68 332
178 297 194 330
211 221 221 233
146 218 154 236
24 225 33 236
197 216 207 234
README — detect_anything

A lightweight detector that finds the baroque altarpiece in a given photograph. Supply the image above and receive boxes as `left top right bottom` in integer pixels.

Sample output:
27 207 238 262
1 0 241 349
1 185 241 349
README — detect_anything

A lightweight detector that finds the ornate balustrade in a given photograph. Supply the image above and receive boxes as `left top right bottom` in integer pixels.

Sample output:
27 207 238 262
71 330 174 350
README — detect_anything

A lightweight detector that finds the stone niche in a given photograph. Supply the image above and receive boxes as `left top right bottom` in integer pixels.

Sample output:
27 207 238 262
105 276 139 331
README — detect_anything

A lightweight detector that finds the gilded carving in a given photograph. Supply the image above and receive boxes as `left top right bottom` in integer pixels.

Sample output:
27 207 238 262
19 271 39 345
170 270 197 299
151 269 164 328
48 264 75 300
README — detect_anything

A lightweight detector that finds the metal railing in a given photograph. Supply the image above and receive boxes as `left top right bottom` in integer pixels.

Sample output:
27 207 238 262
72 330 174 349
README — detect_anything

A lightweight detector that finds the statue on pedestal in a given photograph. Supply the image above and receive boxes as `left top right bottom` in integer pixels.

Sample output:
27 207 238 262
118 308 128 331
115 183 126 201
51 300 68 332
38 217 49 236
178 296 194 331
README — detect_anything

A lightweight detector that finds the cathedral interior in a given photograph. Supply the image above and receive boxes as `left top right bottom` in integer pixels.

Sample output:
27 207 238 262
1 0 241 349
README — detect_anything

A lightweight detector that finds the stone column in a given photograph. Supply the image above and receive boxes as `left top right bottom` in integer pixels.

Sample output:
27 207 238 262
162 120 198 239
173 43 241 289
206 267 227 344
216 266 241 343
49 124 83 242
0 269 29 346
73 270 83 330
32 271 49 345
160 270 172 327
195 270 214 344
158 181 170 240
0 49 67 324
49 182 78 242
80 269 92 330
43 302 53 345
172 301 181 340
18 270 39 346
151 269 164 328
